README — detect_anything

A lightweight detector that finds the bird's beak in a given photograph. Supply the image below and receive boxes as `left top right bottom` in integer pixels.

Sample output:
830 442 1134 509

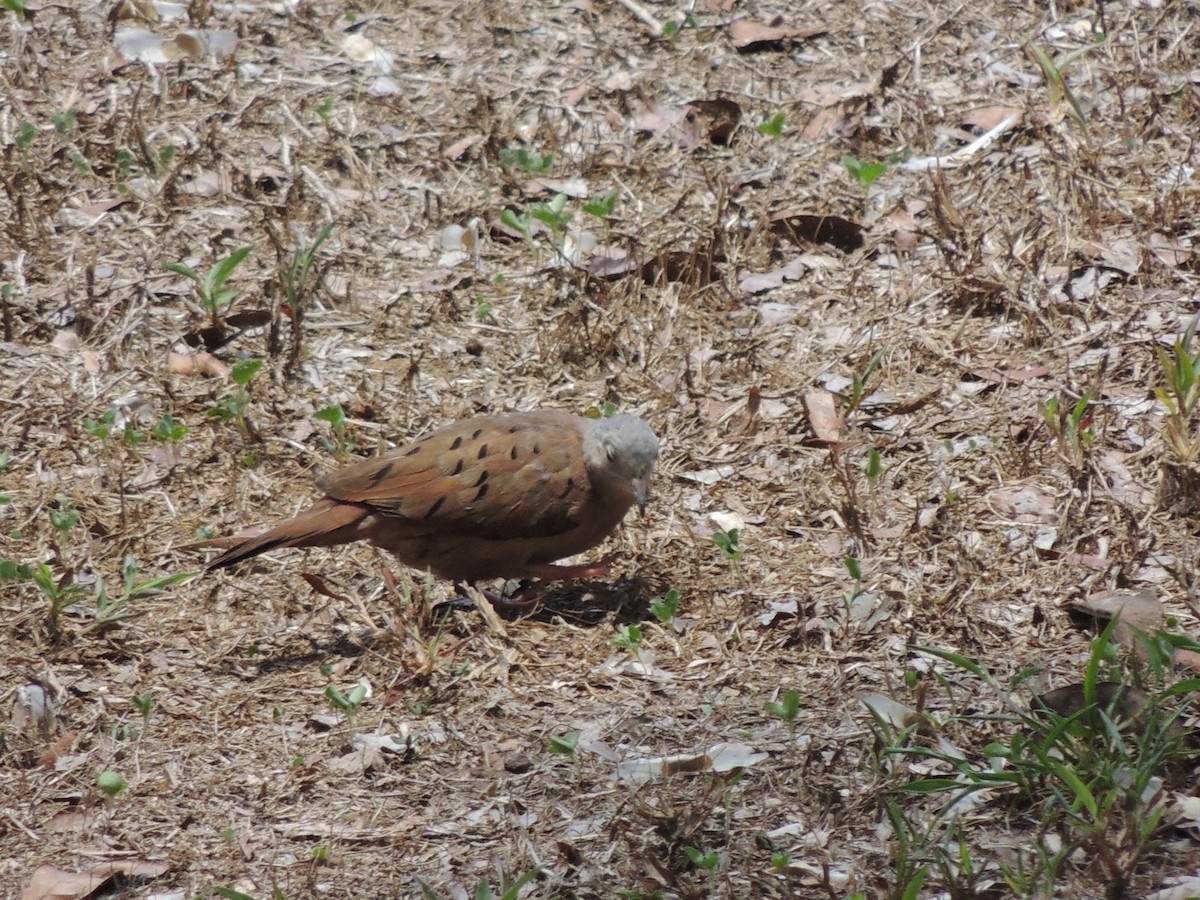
634 478 650 514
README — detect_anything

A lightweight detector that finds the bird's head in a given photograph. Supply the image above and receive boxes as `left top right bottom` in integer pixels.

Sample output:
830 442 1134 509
583 413 660 513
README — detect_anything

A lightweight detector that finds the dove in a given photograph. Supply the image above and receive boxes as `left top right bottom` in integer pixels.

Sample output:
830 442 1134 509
191 410 660 592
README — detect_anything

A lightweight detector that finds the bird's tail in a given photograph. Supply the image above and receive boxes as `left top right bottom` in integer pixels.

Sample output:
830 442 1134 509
184 498 370 570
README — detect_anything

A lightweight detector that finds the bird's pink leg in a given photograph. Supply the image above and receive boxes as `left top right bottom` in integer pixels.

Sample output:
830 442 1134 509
523 553 617 581
454 554 619 612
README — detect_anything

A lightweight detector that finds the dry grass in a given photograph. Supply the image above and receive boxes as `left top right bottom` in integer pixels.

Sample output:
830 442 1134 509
3 0 1200 897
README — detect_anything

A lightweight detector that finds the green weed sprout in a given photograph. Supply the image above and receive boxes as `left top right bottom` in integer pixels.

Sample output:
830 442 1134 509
756 112 786 138
712 528 745 585
1040 391 1095 471
1155 318 1200 463
611 624 642 651
841 155 887 189
547 730 580 755
314 403 352 458
498 147 553 175
96 770 126 798
649 588 681 625
166 246 252 325
765 689 800 730
209 357 263 442
1027 35 1105 128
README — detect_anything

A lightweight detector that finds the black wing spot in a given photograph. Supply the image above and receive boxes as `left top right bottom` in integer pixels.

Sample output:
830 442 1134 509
404 445 422 457
510 445 518 460
423 496 446 519
451 459 463 475
473 483 489 502
450 436 463 450
559 476 575 498
369 462 394 484
472 429 484 439
532 443 542 454
477 443 489 459
472 470 489 487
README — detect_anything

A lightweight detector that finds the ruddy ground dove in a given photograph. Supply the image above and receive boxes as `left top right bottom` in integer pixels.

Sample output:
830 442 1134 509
193 410 660 588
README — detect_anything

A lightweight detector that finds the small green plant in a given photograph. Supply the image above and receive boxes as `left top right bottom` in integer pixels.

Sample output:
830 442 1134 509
51 108 77 136
682 846 722 873
611 624 642 651
151 414 187 443
502 193 578 258
420 866 541 900
649 588 680 625
83 409 117 444
280 224 334 374
325 680 368 739
209 357 263 441
498 146 553 175
711 528 745 585
1040 391 1095 471
870 621 1199 897
662 14 698 37
49 495 79 542
86 556 193 635
316 97 335 127
2 0 26 21
1155 318 1200 463
765 689 800 730
0 449 10 504
836 348 884 419
314 403 353 458
581 188 619 220
472 293 493 322
30 562 87 639
14 120 34 150
862 447 883 483
841 155 887 189
756 112 786 138
842 555 865 612
96 770 126 798
165 246 252 325
130 695 153 723
1027 35 1105 127
547 730 580 755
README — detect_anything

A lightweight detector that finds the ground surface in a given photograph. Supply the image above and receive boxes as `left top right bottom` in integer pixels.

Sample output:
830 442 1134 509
2 0 1200 898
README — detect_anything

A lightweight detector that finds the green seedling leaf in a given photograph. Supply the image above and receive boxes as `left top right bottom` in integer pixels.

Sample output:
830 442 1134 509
581 188 619 218
863 447 883 480
0 560 31 581
205 246 252 297
314 404 345 428
548 730 580 754
96 770 126 797
649 588 680 623
230 357 263 387
611 624 641 650
840 155 887 187
500 209 531 239
843 555 862 582
15 119 34 149
765 689 800 722
164 262 202 285
152 414 187 442
756 112 786 137
712 529 742 561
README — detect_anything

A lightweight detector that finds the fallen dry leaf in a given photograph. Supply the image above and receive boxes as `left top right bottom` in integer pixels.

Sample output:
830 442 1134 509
22 861 168 900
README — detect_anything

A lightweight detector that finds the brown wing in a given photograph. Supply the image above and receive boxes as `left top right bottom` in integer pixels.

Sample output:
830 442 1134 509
318 411 593 539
